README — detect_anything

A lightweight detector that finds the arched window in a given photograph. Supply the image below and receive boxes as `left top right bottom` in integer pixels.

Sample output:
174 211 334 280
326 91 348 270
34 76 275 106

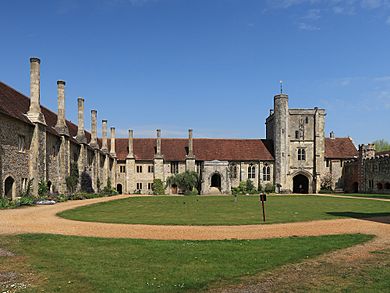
248 164 256 179
385 182 390 190
298 148 306 161
377 182 383 190
263 165 271 181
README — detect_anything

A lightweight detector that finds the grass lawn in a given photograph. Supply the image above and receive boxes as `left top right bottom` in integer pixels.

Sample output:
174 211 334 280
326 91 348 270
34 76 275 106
58 195 390 225
0 233 372 293
335 193 390 200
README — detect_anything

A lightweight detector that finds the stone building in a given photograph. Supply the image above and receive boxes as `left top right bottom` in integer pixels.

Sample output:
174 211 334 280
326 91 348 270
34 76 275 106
343 145 390 194
1 57 360 199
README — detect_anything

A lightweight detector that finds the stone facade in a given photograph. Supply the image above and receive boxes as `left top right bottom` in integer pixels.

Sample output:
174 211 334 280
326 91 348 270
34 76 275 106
343 145 390 194
2 57 377 198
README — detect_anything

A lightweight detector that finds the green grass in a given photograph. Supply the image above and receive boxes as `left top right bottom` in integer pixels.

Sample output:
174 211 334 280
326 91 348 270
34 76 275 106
58 195 390 225
336 193 390 200
0 233 373 293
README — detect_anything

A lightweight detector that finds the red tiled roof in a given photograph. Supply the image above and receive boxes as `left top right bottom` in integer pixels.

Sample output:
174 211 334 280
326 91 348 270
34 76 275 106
376 150 390 156
0 81 90 144
325 138 358 159
113 138 274 161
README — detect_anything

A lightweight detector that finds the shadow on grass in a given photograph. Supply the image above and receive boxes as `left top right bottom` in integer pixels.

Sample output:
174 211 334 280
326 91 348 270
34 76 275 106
327 212 390 224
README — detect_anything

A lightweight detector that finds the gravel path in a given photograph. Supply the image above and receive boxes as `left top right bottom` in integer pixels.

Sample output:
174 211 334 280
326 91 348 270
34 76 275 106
1 194 389 240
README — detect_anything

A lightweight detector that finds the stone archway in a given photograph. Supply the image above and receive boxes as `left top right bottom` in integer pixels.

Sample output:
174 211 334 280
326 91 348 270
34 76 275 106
211 173 221 190
293 174 309 194
4 176 15 200
116 184 123 194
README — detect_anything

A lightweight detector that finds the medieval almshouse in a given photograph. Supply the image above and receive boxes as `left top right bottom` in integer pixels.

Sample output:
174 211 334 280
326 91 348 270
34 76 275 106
1 58 389 199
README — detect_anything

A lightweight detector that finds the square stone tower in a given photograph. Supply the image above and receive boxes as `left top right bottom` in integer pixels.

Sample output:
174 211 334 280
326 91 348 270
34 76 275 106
266 94 325 193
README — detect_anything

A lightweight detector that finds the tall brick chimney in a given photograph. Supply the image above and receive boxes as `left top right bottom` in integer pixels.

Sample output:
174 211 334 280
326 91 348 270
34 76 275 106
90 110 98 149
101 120 108 152
54 80 69 136
76 98 87 143
127 129 134 158
188 129 194 157
27 57 46 124
156 129 162 157
110 127 116 157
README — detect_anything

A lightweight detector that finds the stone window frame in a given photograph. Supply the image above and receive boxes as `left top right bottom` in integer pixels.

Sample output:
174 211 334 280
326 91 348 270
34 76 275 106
171 162 179 174
298 148 306 161
136 165 143 173
136 182 143 190
17 135 26 153
120 165 126 173
148 165 154 173
247 164 256 179
263 165 271 181
147 182 153 190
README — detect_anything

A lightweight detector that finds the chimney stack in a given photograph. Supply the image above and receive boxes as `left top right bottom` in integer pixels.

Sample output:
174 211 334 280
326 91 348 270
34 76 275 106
188 129 194 157
27 57 46 124
127 129 134 158
110 127 116 157
54 80 69 136
76 98 87 144
156 129 162 157
101 120 108 152
90 110 98 149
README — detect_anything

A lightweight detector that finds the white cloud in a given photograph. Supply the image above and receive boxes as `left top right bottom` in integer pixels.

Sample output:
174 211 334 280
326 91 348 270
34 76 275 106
302 8 322 19
298 22 320 30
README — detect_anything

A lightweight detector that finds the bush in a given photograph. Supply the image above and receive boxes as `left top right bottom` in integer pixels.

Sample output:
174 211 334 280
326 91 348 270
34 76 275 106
184 188 198 196
232 180 258 195
245 180 257 194
166 171 199 195
17 196 35 206
80 171 94 193
264 183 275 193
38 179 48 196
152 179 165 195
320 172 333 192
66 163 79 194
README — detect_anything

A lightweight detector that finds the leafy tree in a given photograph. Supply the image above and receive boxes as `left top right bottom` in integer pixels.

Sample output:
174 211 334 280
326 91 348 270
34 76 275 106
372 139 390 152
320 172 333 191
38 179 48 196
166 171 199 195
66 163 79 194
152 179 165 195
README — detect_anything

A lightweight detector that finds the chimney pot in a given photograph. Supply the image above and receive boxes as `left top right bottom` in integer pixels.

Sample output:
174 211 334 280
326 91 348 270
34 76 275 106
27 57 46 124
54 80 69 136
90 110 98 149
110 127 116 157
76 97 87 144
101 120 108 152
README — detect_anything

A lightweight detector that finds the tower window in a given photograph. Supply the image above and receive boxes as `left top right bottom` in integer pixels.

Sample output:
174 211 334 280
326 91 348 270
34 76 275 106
295 131 299 139
18 135 26 152
248 164 256 179
298 148 306 161
120 166 126 173
305 117 309 124
148 165 154 173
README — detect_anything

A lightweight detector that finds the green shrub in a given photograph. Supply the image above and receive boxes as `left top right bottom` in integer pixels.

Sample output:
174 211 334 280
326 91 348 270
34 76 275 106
66 163 79 194
184 187 199 196
19 178 34 198
232 180 258 195
264 183 275 193
166 171 199 195
17 196 35 206
152 179 165 195
38 179 48 196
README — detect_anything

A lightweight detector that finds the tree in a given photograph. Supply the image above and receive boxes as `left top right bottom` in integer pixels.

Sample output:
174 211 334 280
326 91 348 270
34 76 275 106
320 172 333 191
372 139 390 152
152 179 165 195
166 171 199 195
66 163 79 194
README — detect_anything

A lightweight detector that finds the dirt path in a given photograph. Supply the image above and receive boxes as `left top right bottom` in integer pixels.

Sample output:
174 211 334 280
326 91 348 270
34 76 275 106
0 194 389 241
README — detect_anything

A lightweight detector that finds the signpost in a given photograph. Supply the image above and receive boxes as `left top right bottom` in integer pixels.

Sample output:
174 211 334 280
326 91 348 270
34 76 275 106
259 193 267 222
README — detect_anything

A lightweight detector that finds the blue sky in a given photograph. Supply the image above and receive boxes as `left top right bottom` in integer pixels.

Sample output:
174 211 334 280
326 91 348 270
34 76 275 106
1 0 389 144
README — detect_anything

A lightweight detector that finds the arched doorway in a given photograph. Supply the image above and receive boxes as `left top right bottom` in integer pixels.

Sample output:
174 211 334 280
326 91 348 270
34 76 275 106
116 184 123 194
293 174 309 194
47 181 52 193
171 184 178 194
211 173 221 190
352 182 359 193
4 176 15 200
